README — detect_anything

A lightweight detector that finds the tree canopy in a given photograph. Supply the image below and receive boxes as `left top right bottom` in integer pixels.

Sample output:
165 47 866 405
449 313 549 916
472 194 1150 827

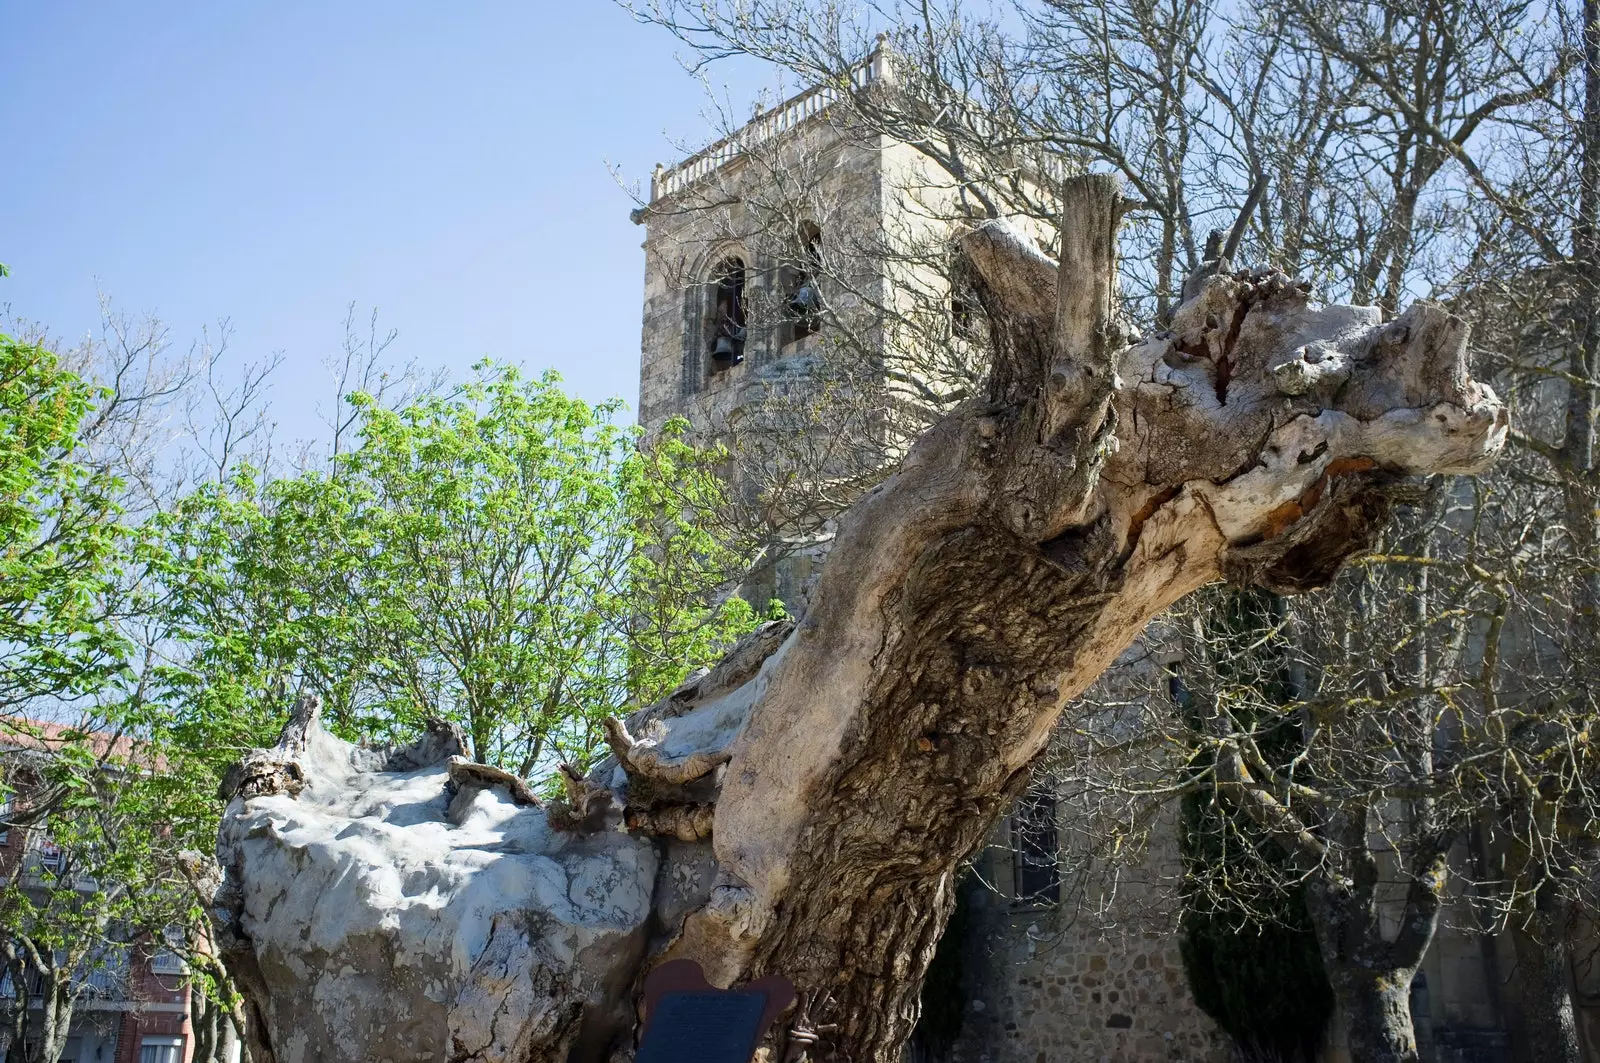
0 335 128 717
140 361 763 791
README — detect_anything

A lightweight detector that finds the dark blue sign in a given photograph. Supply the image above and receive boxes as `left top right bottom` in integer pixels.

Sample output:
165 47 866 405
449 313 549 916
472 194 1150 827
636 960 795 1063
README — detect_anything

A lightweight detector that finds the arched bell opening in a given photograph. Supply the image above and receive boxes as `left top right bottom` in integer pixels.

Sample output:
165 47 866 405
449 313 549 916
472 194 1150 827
708 257 748 370
786 221 825 346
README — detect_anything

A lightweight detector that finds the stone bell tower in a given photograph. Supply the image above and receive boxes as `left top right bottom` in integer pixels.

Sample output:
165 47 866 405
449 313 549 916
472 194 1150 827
632 51 895 439
630 48 922 612
630 44 1074 613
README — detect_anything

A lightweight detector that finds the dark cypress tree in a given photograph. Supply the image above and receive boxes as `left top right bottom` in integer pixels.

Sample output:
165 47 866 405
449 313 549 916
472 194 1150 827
1175 589 1334 1062
911 874 973 1058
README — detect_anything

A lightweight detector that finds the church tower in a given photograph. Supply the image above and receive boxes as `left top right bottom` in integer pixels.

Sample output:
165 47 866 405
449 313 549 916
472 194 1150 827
633 49 892 440
630 49 972 610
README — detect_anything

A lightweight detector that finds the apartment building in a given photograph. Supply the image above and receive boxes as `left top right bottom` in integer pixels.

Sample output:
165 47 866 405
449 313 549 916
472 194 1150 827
0 722 202 1063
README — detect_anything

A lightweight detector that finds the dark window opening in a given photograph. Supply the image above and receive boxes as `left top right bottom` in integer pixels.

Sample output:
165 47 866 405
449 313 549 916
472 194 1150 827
1011 789 1061 905
786 222 824 344
709 257 747 370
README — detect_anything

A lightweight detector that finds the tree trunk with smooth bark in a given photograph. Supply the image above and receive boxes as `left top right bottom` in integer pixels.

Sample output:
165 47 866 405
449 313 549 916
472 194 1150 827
211 175 1508 1063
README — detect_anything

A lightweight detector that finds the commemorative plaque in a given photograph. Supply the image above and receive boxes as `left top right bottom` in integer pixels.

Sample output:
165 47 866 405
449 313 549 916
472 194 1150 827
636 959 795 1063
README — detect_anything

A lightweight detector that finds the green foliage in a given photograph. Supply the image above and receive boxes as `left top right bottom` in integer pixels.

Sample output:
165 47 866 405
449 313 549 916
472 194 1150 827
1177 588 1333 1063
0 335 128 715
141 363 759 814
1 344 756 1040
1178 893 1332 1063
0 334 193 1060
0 738 196 1062
0 749 190 953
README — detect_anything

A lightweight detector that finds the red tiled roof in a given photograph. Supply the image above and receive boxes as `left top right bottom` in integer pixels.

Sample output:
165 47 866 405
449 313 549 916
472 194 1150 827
0 719 165 770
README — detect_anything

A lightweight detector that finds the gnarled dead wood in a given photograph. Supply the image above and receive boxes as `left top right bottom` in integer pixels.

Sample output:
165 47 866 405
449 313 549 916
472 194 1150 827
213 175 1506 1063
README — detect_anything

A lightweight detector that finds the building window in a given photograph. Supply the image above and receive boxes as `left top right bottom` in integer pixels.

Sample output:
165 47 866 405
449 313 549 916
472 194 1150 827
138 1037 183 1063
707 257 747 370
0 794 12 846
149 948 185 975
35 837 61 873
148 925 186 976
1010 790 1060 905
74 945 127 999
82 960 117 997
785 221 824 344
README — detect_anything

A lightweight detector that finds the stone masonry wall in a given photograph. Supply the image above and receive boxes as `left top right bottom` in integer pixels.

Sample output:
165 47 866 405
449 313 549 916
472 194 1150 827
946 811 1229 1063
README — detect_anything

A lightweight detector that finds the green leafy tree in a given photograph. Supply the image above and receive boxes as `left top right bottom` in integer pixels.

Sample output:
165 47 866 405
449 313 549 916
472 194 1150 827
0 329 235 1062
0 736 194 1063
0 335 128 717
143 363 761 794
110 364 761 1062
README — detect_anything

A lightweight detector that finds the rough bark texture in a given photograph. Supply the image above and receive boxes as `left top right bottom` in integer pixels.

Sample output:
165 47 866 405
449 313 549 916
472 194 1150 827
1510 887 1584 1063
1327 968 1419 1063
1300 827 1446 1063
213 175 1508 1063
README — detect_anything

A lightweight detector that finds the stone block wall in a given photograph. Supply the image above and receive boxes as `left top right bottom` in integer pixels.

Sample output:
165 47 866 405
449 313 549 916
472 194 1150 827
936 638 1535 1063
945 811 1228 1063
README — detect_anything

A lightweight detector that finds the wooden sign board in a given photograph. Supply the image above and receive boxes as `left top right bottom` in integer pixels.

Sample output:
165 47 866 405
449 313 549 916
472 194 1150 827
636 960 795 1063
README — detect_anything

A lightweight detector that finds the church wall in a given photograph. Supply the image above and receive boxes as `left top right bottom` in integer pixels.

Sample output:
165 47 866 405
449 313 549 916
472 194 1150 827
944 799 1534 1063
948 817 1230 1063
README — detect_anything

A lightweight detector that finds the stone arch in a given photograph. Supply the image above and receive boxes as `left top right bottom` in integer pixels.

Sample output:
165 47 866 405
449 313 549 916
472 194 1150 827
684 243 750 391
783 220 825 346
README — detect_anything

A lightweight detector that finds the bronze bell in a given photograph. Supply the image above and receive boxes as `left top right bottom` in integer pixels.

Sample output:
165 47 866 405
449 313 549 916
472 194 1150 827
711 334 744 367
789 284 821 316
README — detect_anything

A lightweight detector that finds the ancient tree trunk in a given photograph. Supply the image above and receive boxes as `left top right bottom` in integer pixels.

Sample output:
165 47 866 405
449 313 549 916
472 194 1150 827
1328 970 1420 1063
1510 887 1584 1063
212 175 1508 1063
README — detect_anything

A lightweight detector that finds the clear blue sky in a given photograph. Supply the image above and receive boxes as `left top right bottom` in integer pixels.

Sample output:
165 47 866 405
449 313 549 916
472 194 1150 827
1 4 769 444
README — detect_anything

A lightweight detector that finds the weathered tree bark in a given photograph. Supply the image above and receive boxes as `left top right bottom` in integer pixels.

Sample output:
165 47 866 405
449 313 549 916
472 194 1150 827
212 174 1507 1063
1295 806 1451 1063
1509 883 1585 1063
1325 968 1419 1063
